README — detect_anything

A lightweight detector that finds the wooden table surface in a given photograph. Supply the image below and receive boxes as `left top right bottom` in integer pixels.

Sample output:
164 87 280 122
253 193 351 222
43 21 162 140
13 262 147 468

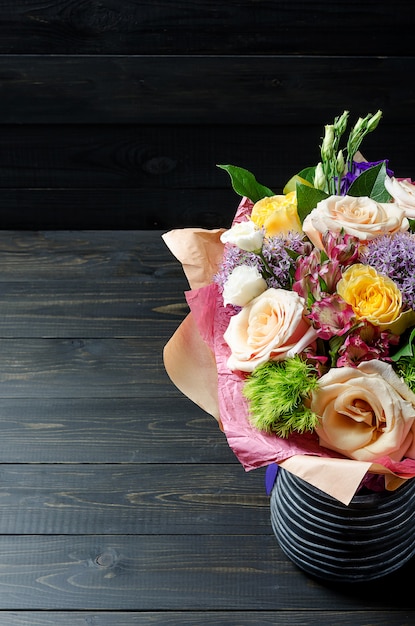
0 229 413 625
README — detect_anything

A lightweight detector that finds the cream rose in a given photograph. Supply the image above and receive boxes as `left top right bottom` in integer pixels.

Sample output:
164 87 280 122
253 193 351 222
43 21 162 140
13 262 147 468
224 287 315 372
385 176 415 218
311 360 415 463
222 265 267 307
220 220 264 252
302 195 408 249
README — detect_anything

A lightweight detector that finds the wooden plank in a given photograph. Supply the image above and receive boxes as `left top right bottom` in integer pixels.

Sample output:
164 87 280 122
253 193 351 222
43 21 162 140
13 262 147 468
0 55 415 125
0 281 189 337
0 231 183 281
0 464 268 535
0 1 412 56
0 188 237 229
0 123 413 189
0 534 412 610
0 337 187 397
1 612 414 626
0 397 231 463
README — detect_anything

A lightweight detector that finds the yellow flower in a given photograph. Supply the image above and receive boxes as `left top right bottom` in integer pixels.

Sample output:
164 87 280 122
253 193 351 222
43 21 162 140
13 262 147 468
251 192 302 236
337 264 402 326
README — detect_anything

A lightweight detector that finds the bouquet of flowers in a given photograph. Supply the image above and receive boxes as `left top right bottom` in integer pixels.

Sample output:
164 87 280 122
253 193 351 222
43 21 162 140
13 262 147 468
163 110 415 505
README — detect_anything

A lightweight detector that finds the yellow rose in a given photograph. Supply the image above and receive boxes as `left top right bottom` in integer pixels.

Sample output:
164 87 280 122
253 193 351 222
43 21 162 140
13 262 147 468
312 360 415 463
337 264 402 326
251 192 302 236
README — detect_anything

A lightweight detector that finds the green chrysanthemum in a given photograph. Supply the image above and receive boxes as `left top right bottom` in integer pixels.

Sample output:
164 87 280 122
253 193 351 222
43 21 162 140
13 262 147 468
395 357 415 394
243 356 320 438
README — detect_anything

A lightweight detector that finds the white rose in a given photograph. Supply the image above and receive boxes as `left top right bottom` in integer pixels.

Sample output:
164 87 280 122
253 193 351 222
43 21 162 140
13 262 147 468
222 265 267 307
385 176 415 218
312 360 415 463
303 195 408 249
220 220 264 252
224 287 314 372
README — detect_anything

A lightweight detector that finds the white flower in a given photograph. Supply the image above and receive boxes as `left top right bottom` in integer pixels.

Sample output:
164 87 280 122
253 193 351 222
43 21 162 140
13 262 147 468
220 220 264 252
222 265 267 307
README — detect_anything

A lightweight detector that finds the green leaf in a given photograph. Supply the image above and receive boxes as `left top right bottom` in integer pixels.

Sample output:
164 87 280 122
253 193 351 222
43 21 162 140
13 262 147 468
391 327 415 362
347 162 391 202
217 164 275 203
296 166 317 185
296 183 328 223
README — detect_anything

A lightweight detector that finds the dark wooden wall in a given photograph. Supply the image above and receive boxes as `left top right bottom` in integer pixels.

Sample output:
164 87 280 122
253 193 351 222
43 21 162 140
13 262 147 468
0 1 415 229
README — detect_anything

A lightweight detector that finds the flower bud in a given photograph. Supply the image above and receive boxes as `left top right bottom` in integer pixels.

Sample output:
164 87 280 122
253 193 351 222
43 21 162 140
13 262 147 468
334 110 349 137
336 150 346 177
321 125 335 160
366 109 382 133
313 162 326 190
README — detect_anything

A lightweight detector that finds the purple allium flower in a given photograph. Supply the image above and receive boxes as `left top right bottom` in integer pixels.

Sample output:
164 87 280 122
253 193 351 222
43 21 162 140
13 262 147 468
360 231 415 310
214 232 307 292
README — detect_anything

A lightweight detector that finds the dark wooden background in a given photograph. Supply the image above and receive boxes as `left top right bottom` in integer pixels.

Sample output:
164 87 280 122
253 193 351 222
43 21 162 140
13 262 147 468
0 0 414 230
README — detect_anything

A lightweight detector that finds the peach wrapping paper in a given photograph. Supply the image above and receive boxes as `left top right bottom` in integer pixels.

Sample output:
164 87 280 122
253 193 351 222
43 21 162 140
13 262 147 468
162 200 415 505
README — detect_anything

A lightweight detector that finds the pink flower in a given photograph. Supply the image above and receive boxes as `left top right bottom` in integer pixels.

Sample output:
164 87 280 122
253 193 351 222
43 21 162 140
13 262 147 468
293 249 321 300
336 322 400 367
293 237 351 301
322 231 360 265
308 294 355 340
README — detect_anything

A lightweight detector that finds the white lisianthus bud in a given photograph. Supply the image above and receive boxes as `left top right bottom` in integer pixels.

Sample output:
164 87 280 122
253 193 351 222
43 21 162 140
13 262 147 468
313 162 326 190
220 220 264 252
334 110 349 137
366 109 382 133
222 265 267 307
336 150 346 177
321 124 335 160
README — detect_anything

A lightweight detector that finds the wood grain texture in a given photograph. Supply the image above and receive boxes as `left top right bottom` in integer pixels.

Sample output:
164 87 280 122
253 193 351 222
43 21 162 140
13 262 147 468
0 396 231 463
1 613 415 626
0 0 412 56
0 281 190 337
1 2 414 229
0 230 180 280
0 464 268 534
0 188 237 229
0 56 414 125
2 123 414 190
0 534 412 611
0 229 413 621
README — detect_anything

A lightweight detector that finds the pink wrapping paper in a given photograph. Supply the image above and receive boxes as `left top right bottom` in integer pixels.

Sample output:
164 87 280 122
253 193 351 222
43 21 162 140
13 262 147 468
162 201 415 505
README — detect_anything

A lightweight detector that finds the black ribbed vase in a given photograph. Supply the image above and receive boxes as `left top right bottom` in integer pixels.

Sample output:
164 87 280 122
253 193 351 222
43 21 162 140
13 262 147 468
270 468 415 582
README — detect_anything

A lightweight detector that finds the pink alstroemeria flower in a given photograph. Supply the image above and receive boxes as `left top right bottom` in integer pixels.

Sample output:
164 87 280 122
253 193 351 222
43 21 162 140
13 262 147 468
308 294 355 340
336 322 400 367
322 231 360 266
293 248 321 300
